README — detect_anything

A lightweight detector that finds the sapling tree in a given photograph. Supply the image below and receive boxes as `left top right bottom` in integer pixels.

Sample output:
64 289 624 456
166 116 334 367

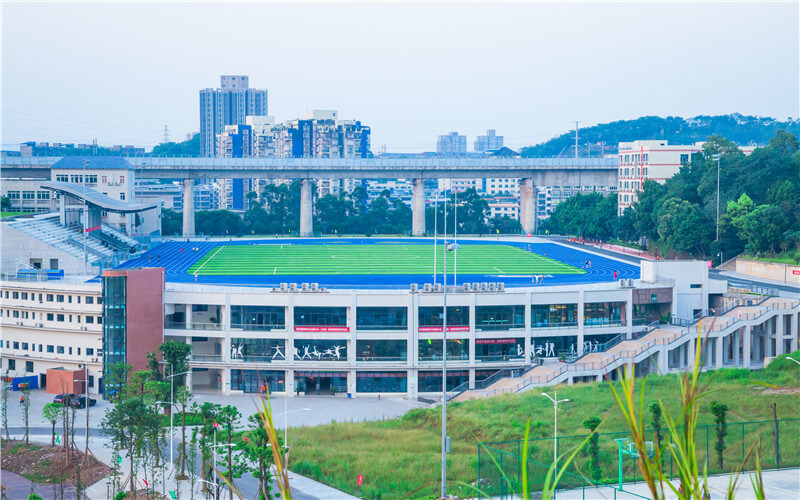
649 402 663 455
1 371 9 440
175 385 193 479
42 402 63 446
21 386 31 445
217 405 246 500
710 401 729 470
241 414 276 500
582 416 602 481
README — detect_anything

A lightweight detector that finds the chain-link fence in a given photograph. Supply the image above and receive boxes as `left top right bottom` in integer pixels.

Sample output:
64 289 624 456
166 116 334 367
477 418 800 499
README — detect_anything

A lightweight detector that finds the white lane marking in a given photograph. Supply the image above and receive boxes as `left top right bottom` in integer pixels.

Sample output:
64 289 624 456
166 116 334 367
194 246 224 274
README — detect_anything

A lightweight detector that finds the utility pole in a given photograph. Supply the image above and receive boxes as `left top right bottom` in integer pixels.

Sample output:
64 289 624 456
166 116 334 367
441 189 448 499
163 125 170 143
713 154 721 241
574 121 580 159
83 159 88 275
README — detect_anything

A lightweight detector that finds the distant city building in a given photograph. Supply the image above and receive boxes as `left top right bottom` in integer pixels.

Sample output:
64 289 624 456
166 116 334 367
617 140 756 215
436 132 467 155
487 196 519 220
474 129 504 153
199 75 268 157
19 142 144 157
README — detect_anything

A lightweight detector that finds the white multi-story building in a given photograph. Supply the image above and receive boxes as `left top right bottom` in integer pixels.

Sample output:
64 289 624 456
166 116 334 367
617 140 756 215
437 132 467 156
474 129 504 153
0 279 104 394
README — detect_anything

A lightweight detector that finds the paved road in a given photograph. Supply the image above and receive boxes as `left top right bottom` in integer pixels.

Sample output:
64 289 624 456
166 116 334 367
0 469 82 500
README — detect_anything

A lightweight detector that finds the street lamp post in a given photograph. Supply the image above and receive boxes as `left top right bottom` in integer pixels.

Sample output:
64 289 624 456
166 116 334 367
159 361 191 467
441 189 449 499
279 400 311 447
713 154 722 242
74 376 89 457
541 391 570 465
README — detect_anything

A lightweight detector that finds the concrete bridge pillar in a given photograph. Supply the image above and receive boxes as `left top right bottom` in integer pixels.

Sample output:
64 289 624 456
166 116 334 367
412 178 425 236
518 178 536 235
743 326 752 369
300 179 313 237
182 179 195 237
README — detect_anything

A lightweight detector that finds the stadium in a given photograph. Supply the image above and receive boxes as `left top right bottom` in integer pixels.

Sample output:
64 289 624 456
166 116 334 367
106 235 771 400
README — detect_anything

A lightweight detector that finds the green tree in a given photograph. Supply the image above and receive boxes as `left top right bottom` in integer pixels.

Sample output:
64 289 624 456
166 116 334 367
105 363 132 403
1 196 11 211
649 402 663 460
161 208 182 236
21 386 31 445
738 205 787 254
42 402 63 446
241 414 276 500
582 416 602 481
217 405 246 500
710 401 729 470
489 215 521 234
150 133 201 156
159 340 192 393
101 397 161 495
656 198 712 256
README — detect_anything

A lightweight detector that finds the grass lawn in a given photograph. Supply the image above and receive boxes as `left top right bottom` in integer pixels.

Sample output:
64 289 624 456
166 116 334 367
187 243 585 276
288 353 800 499
742 251 800 266
0 211 30 218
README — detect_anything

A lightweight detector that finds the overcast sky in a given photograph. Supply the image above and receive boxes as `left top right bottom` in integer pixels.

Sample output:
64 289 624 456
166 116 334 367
2 1 798 152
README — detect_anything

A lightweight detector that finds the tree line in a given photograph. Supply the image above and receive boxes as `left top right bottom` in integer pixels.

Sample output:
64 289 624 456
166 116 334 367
163 184 521 237
542 131 800 261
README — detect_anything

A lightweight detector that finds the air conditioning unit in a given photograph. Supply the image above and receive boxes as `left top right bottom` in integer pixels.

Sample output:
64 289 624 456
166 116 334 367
301 283 309 291
310 283 319 292
497 282 505 292
289 283 298 292
410 283 418 292
462 284 471 293
480 282 489 292
434 283 442 293
280 283 288 291
488 282 497 292
423 283 432 293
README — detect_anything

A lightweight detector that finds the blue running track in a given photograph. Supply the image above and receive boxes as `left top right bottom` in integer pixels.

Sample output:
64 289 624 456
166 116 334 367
115 238 640 289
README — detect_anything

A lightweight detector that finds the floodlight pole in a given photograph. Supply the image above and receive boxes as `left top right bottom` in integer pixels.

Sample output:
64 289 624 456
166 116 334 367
454 189 457 287
441 188 448 498
714 154 721 242
541 391 570 465
83 159 88 275
433 189 438 285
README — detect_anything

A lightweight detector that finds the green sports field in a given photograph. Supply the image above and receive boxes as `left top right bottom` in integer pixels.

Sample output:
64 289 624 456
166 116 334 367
186 243 585 276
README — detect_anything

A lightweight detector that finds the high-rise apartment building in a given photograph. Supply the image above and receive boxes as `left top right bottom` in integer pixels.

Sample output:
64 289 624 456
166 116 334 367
437 132 467 155
199 75 268 157
474 129 504 153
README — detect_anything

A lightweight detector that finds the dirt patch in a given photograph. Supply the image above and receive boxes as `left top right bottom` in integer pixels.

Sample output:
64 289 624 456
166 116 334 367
1 439 111 486
759 387 800 395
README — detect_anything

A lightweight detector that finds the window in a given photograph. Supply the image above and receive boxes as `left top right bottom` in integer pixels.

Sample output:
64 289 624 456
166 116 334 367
690 284 702 289
356 307 408 331
101 176 107 183
37 191 50 200
230 338 285 362
76 296 81 304
47 345 54 353
418 339 468 361
46 313 54 321
56 294 64 302
56 314 65 322
120 175 125 184
70 175 83 183
7 359 14 370
531 304 578 328
294 307 347 328
120 193 126 201
13 342 19 349
418 371 468 392
87 175 98 184
680 154 689 164
230 306 285 331
584 302 626 327
86 296 94 304
57 346 65 354
21 342 28 350
86 348 94 356
356 340 407 361
356 372 406 393
475 305 525 331
86 316 94 324
418 306 469 329
21 292 28 300
7 191 20 199
12 291 19 299
22 191 35 200
88 375 94 388
68 347 72 355
56 175 69 182
25 361 33 373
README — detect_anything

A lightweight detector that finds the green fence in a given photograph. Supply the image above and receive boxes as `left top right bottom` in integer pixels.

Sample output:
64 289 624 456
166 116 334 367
477 418 800 499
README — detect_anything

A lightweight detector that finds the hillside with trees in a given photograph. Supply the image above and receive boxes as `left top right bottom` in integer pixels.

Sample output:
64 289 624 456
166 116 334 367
521 114 800 157
542 131 800 263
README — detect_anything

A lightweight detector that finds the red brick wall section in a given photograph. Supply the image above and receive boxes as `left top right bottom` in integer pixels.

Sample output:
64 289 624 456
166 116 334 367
46 368 86 395
103 267 165 371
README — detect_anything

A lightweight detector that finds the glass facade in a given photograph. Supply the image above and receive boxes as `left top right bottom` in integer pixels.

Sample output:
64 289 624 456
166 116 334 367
292 339 347 361
356 372 407 393
531 304 578 328
531 335 577 358
475 338 525 362
356 340 407 362
584 302 626 326
231 306 285 331
356 307 408 331
102 276 126 397
418 371 469 392
230 369 285 393
294 307 347 327
230 338 286 362
475 305 525 331
419 306 469 329
418 339 469 361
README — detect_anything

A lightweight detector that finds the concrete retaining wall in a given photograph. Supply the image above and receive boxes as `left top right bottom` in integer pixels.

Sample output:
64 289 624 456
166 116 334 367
720 258 800 283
